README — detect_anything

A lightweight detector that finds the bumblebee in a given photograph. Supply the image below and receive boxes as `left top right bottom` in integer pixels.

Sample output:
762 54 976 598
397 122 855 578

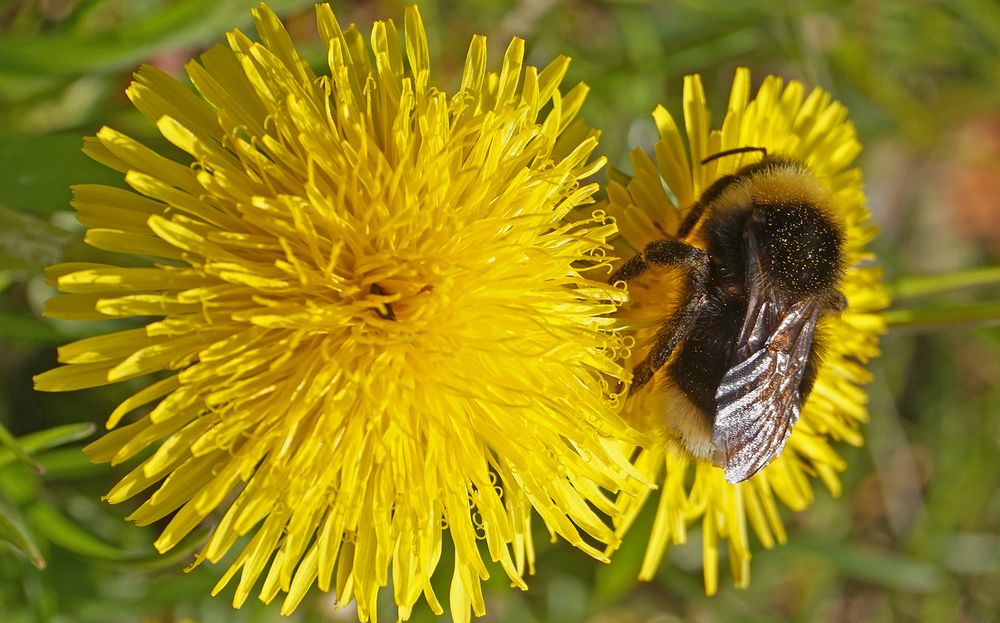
612 147 846 483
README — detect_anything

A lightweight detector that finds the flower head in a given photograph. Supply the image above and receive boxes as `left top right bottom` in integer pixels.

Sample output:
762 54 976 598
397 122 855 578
605 68 888 593
34 5 640 620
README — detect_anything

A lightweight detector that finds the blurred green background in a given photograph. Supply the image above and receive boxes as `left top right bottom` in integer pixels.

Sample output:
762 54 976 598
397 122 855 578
1 0 999 621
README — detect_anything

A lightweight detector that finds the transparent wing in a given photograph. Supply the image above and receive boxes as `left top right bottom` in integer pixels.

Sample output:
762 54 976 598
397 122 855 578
712 298 819 483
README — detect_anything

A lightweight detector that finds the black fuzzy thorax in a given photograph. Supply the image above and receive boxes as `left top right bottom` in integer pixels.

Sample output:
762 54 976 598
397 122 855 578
749 201 843 298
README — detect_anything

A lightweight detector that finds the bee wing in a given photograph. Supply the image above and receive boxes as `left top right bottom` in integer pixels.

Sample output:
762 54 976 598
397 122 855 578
712 299 820 484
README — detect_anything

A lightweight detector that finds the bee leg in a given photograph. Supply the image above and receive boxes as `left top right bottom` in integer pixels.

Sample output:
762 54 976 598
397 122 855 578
610 239 706 283
630 298 702 393
626 243 710 393
644 239 707 269
609 253 649 283
630 359 656 391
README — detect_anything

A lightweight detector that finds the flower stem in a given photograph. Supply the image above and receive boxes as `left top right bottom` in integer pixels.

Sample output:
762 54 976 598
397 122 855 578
884 302 1000 329
890 266 1000 300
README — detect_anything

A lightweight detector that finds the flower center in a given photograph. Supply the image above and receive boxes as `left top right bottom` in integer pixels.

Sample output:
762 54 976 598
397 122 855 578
369 283 397 321
354 258 444 333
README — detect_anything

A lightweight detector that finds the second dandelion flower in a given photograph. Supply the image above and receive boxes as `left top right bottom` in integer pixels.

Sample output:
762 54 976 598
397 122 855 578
605 68 888 593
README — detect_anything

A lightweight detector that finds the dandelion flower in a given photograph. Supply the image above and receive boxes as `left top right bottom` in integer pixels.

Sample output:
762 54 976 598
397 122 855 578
34 5 641 620
605 68 888 593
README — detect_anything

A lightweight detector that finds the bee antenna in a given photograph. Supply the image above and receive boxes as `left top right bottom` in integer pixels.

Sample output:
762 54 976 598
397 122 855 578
700 146 767 165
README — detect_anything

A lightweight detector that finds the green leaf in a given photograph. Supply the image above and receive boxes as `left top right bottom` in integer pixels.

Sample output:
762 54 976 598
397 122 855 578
0 0 318 77
0 498 46 568
0 420 42 473
32 447 108 480
891 266 1000 300
0 423 97 470
0 311 65 343
27 503 126 560
0 204 72 274
884 302 1000 330
809 542 945 593
0 134 121 215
